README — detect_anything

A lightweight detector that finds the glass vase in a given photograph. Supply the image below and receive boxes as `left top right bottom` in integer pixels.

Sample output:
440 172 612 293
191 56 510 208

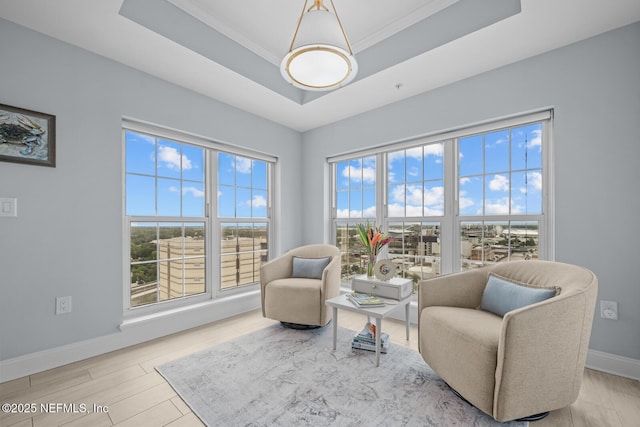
367 253 377 278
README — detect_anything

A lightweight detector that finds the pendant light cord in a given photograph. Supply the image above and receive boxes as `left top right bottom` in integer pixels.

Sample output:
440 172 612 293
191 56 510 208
287 0 354 55
289 0 310 53
329 0 354 55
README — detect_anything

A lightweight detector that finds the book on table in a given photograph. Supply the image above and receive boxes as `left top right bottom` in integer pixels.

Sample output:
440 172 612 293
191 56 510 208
352 340 390 353
353 330 390 345
351 324 390 353
347 292 385 307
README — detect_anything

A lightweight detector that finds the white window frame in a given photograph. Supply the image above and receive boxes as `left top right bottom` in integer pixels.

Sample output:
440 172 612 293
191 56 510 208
122 120 275 318
329 110 554 281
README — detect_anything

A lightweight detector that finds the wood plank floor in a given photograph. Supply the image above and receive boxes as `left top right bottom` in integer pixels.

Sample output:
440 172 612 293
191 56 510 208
1 309 638 426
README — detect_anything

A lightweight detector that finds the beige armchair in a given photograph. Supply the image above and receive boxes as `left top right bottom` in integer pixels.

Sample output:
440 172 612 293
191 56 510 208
260 244 341 328
418 260 598 422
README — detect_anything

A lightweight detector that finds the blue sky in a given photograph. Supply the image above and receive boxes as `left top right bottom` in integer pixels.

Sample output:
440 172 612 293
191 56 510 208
335 123 542 218
218 152 267 218
125 131 268 218
459 124 542 216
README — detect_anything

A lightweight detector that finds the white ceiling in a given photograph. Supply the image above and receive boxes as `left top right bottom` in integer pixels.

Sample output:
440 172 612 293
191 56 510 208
166 0 459 65
1 0 639 132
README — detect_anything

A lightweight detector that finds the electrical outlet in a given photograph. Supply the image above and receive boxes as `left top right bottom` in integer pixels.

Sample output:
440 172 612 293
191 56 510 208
56 296 72 315
600 300 618 320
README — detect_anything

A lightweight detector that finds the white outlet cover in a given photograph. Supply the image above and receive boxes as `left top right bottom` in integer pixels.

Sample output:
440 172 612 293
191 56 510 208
0 198 17 217
600 300 618 320
56 296 72 315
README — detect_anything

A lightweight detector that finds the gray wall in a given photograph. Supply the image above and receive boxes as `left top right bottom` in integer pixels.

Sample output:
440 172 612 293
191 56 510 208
0 19 302 360
1 16 638 364
301 22 640 360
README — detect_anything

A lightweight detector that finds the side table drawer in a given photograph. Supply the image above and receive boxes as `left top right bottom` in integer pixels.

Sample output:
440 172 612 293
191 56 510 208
352 275 413 300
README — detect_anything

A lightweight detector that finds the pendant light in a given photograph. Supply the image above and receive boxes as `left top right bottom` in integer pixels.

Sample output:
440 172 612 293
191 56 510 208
280 0 358 91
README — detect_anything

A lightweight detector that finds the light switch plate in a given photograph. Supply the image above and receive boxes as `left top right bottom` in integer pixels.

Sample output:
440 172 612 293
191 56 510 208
0 198 17 217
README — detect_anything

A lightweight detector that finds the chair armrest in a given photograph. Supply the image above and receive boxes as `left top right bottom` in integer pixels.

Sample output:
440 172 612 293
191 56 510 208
320 255 341 298
493 289 596 420
260 254 292 286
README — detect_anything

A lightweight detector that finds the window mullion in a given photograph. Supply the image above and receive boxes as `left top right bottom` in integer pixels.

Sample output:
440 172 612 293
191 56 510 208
378 152 386 228
442 138 457 274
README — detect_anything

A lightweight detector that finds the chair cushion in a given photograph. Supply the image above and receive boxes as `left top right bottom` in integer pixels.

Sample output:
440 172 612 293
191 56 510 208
263 278 325 326
291 256 331 279
420 306 503 415
480 273 557 317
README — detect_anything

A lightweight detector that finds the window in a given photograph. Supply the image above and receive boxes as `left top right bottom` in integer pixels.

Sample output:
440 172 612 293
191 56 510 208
459 123 544 270
124 122 274 314
126 131 206 308
331 111 552 285
387 143 444 217
218 152 269 289
386 143 445 287
332 156 377 281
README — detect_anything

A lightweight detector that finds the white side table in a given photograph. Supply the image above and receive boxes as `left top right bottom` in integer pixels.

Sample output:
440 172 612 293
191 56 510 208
325 293 412 367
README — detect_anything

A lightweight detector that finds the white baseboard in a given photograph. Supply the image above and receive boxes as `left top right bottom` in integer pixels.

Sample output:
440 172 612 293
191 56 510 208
3 292 638 384
0 291 261 383
586 349 640 381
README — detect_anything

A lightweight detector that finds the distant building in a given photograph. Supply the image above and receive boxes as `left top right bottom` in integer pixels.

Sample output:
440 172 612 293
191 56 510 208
158 236 206 301
221 236 267 289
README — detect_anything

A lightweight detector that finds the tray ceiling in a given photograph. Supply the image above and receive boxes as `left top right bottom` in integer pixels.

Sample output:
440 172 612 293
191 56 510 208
1 0 639 131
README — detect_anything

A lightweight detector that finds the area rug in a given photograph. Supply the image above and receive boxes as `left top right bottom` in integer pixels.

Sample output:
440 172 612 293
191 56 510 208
156 324 527 427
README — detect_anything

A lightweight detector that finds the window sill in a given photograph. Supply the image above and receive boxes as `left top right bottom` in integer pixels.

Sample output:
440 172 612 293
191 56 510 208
119 289 261 331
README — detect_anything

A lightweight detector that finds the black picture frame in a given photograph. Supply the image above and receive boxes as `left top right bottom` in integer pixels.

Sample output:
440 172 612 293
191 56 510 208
0 103 56 167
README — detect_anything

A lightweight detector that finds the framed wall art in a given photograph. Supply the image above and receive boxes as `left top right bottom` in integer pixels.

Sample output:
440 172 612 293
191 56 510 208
0 103 56 167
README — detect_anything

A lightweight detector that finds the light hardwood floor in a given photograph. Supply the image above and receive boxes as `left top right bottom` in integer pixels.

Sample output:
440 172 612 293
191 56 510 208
1 309 638 426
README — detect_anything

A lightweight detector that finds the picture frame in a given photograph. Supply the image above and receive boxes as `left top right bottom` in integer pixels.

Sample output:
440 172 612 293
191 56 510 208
0 103 56 167
373 259 396 281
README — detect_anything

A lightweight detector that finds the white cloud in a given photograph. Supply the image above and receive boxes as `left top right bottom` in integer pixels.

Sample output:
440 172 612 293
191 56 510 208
489 137 508 147
336 205 376 218
404 204 424 216
459 177 471 185
168 185 204 198
158 146 192 171
518 172 542 194
424 206 444 216
529 171 542 190
132 133 155 145
484 198 511 215
236 157 252 174
483 198 524 215
489 174 509 192
249 195 267 208
388 185 443 216
387 204 405 217
342 165 376 183
424 186 443 207
363 206 376 217
388 144 443 164
424 144 444 157
528 129 542 150
390 185 405 203
405 185 423 206
459 196 475 211
183 186 204 198
406 147 422 159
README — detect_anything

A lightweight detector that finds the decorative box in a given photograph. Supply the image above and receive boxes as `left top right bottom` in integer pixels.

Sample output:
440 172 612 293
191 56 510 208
351 275 413 300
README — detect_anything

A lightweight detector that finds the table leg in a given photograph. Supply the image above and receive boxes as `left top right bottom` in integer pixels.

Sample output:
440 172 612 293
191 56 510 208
332 307 338 351
375 317 382 367
405 301 410 341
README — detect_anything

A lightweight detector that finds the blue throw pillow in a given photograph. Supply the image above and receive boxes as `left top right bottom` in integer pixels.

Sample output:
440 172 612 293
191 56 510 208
291 256 331 279
480 273 558 317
